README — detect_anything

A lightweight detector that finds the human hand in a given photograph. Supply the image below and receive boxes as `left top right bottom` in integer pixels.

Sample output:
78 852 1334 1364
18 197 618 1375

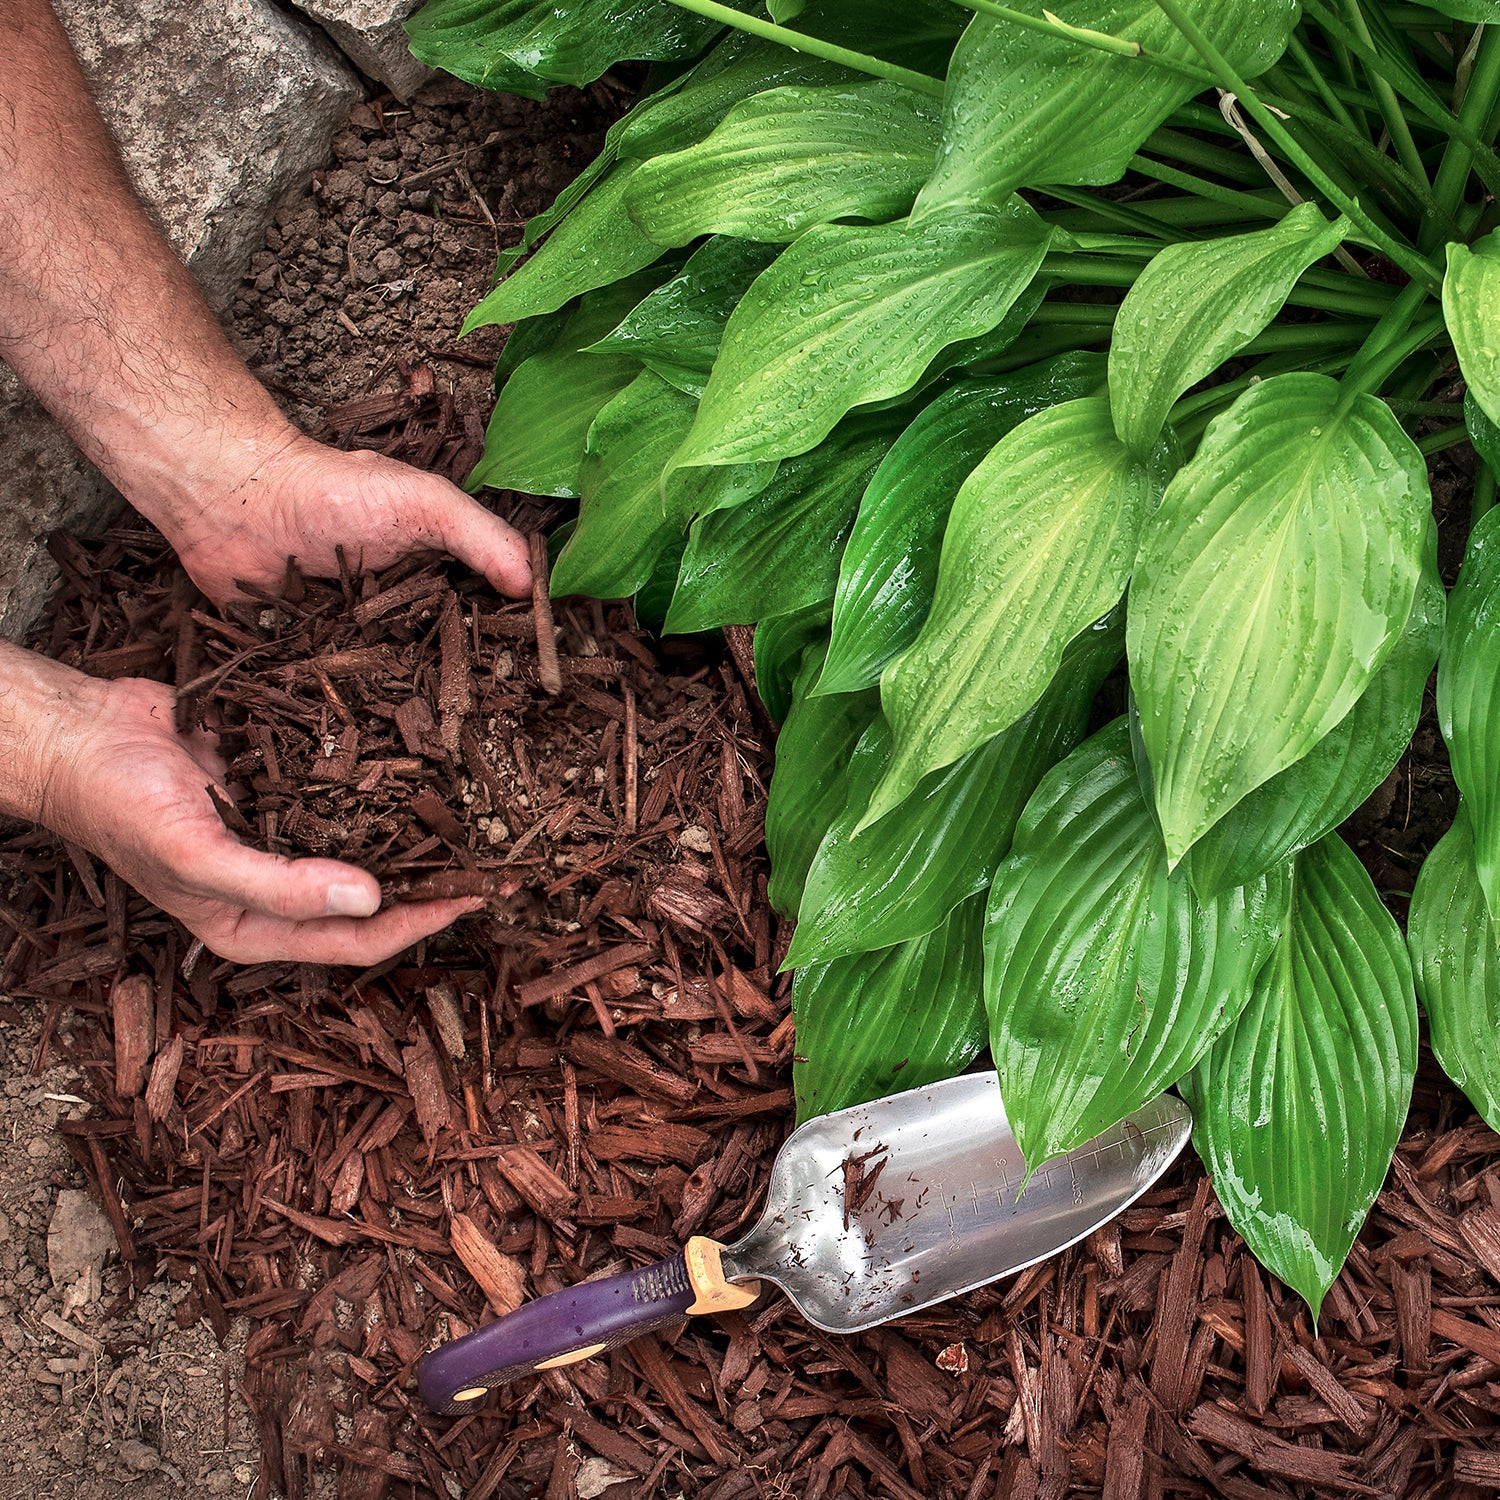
27 665 479 964
160 429 532 607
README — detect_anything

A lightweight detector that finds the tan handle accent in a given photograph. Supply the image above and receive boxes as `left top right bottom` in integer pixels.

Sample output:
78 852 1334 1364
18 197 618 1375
684 1236 761 1315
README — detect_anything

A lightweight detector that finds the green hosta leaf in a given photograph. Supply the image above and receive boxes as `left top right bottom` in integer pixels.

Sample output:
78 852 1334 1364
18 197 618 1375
1109 205 1348 456
664 418 895 633
625 82 941 247
1185 522 1444 900
1467 390 1500 474
1445 235 1500 429
817 356 1107 697
470 270 670 497
1183 833 1416 1316
405 0 735 95
788 611 1121 968
791 0 964 76
464 163 666 332
916 0 1297 213
765 649 878 917
493 307 572 387
985 719 1289 1169
616 33 858 160
793 896 985 1122
753 604 831 725
1410 807 1500 1132
1437 505 1500 920
588 238 780 396
670 201 1059 470
1421 1 1500 22
550 373 774 600
867 397 1172 828
1130 374 1429 865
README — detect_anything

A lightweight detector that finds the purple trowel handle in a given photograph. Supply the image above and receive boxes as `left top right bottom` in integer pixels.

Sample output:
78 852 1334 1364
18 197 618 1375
418 1253 696 1413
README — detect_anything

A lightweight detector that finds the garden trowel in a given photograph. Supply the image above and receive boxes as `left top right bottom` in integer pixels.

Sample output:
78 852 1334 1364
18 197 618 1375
420 1071 1190 1412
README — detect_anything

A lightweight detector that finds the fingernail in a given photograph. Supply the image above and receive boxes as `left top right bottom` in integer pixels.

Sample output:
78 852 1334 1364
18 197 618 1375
326 882 380 918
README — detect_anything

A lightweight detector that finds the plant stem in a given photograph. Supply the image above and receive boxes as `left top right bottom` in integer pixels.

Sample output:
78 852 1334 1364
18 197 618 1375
1474 463 1497 523
1144 127 1269 186
1417 423 1470 455
1341 0 1430 189
1151 0 1442 290
1428 23 1500 233
1283 34 1360 132
1129 156 1290 218
654 0 947 96
1338 285 1447 407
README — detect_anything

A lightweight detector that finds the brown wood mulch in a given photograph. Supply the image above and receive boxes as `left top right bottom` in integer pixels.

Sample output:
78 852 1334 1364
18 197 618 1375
4 367 1500 1498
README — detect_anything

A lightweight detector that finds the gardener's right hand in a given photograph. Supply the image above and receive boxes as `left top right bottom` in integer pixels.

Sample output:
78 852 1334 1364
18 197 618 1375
0 646 479 963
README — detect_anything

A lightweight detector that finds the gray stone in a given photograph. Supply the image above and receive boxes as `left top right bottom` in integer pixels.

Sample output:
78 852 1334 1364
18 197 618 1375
292 0 434 101
46 1188 115 1289
0 0 362 641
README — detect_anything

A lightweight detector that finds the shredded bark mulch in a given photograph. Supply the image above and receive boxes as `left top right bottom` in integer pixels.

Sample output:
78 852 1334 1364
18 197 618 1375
4 370 1500 1499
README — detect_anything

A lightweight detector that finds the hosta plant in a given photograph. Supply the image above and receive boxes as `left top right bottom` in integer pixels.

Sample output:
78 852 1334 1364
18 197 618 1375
409 0 1500 1317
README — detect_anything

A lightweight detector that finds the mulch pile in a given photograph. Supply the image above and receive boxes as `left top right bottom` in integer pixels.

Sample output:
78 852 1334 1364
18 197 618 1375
3 371 1500 1499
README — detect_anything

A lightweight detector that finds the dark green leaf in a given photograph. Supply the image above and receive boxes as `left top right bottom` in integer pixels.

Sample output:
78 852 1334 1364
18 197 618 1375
1108 204 1348 456
1129 375 1430 865
793 897 986 1122
868 397 1172 826
670 201 1060 469
916 0 1298 213
754 605 832 725
664 418 895 633
787 610 1121 968
1409 806 1500 1135
1467 390 1500 474
817 356 1107 696
789 0 963 76
587 237 781 395
985 719 1289 1167
463 163 667 332
1185 522 1444 899
405 0 733 95
1184 833 1416 1316
625 81 941 247
765 648 878 917
1437 504 1500 920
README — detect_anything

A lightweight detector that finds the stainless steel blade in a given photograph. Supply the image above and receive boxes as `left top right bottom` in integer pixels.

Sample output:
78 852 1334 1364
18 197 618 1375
720 1071 1190 1332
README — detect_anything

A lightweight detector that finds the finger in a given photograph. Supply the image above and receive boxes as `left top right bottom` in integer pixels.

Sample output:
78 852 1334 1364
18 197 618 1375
183 834 384 924
207 898 483 966
425 484 533 597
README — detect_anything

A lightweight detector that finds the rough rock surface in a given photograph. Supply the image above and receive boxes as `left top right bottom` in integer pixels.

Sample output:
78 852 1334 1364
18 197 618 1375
293 0 434 100
0 0 362 641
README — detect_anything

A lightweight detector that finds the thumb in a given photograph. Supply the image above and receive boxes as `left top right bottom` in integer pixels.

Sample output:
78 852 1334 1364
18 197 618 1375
426 481 532 598
188 833 384 922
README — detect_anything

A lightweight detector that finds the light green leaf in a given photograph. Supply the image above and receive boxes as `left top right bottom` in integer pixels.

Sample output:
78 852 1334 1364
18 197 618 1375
1184 833 1417 1316
463 163 667 332
1109 205 1348 456
916 0 1298 213
1420 1 1500 21
587 237 780 396
1467 389 1500 474
1437 505 1500 920
625 82 941 247
765 648 878 917
1444 235 1500 429
866 397 1172 827
1184 522 1444 900
793 897 986 1122
985 720 1287 1169
404 0 733 96
1410 806 1500 1134
670 201 1059 470
787 610 1121 968
753 604 832 725
1129 374 1430 865
469 271 669 497
550 373 774 600
664 418 895 634
817 356 1107 696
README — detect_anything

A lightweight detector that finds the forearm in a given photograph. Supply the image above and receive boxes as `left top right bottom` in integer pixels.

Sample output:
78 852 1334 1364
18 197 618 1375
0 0 295 531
